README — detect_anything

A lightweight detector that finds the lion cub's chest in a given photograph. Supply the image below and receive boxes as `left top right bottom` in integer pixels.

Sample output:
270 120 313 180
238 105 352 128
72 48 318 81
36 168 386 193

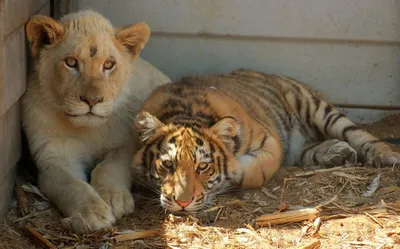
45 114 133 162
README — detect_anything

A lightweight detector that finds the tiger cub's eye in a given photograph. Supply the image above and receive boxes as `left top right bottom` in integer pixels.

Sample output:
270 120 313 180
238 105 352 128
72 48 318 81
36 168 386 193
64 57 78 68
162 160 173 168
197 162 210 172
103 59 116 70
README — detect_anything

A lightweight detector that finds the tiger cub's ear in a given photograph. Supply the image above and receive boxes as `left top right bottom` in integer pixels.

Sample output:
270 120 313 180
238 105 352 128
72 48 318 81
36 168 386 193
135 111 165 142
210 117 239 151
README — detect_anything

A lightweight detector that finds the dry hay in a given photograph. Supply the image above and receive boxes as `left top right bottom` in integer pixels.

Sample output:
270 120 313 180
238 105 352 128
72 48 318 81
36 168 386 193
1 164 400 249
1 115 400 249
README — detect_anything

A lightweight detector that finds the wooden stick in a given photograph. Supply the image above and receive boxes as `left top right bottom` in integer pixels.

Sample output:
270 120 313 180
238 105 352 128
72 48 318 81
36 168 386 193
112 230 161 243
331 171 369 181
261 187 278 200
345 241 381 246
13 209 51 223
363 212 385 228
15 178 29 217
320 214 351 220
296 239 321 249
25 226 56 249
256 208 320 226
295 167 343 177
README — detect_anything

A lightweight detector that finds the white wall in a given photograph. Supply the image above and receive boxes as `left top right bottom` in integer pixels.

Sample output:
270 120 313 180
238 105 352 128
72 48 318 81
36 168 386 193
72 0 400 123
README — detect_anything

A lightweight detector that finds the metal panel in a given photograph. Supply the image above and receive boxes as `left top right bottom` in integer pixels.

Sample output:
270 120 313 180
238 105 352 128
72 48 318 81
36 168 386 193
76 0 400 42
72 0 400 122
141 36 400 107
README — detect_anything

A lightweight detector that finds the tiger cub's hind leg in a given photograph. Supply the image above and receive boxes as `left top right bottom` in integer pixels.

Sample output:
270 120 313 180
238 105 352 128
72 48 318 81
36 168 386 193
312 103 400 167
299 139 357 167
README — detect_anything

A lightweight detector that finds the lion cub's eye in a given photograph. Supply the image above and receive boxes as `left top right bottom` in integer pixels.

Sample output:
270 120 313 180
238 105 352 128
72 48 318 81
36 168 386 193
197 162 210 172
64 57 78 68
162 160 173 169
103 59 116 70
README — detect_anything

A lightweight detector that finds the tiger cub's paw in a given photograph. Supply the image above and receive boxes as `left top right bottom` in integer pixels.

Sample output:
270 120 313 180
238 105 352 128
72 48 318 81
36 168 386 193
367 150 400 168
322 140 357 167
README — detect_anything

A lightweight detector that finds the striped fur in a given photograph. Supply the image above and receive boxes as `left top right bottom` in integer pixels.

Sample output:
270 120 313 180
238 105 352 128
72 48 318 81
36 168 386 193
132 69 400 212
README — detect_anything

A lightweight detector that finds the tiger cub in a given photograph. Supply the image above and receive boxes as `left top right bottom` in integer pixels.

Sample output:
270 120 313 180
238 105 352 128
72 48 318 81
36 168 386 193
133 69 400 213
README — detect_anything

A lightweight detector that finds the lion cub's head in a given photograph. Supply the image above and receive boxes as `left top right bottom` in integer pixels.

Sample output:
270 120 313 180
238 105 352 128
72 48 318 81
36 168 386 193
26 10 150 127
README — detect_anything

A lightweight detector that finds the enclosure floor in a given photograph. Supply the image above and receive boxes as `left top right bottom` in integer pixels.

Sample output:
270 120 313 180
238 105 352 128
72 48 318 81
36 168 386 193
0 114 399 249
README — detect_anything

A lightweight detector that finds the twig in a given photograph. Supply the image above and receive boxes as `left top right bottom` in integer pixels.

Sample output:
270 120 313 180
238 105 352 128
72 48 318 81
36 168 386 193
377 186 400 195
25 226 56 249
331 172 369 181
363 212 385 228
280 177 296 205
261 187 278 200
256 208 320 227
295 167 343 177
387 227 400 237
203 199 244 213
213 208 224 224
331 202 353 213
13 209 51 223
203 206 221 213
112 230 161 243
15 178 29 217
187 215 200 223
320 214 352 220
316 195 338 209
295 239 321 249
336 180 349 195
345 241 381 246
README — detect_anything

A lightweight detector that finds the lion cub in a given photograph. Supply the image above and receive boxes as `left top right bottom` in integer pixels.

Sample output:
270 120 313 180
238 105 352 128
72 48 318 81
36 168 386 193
22 10 170 234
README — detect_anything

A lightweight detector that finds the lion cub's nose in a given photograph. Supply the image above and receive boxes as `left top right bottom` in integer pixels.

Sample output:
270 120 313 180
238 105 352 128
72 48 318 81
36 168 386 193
175 196 194 208
80 95 104 107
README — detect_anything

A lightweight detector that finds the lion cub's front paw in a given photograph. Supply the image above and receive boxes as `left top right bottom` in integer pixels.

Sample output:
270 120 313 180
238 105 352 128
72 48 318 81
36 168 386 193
96 186 135 219
62 196 115 235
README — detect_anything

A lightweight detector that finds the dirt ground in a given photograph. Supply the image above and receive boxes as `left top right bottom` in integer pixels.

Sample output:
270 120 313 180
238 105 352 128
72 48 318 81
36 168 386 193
0 114 400 249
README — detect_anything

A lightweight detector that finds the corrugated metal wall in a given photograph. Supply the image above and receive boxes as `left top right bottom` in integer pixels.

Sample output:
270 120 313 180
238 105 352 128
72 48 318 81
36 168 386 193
71 0 400 123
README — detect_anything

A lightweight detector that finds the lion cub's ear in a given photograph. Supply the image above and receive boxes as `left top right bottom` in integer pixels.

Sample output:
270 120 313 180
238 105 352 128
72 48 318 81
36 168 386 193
115 22 150 57
211 117 239 151
26 15 65 57
135 111 165 142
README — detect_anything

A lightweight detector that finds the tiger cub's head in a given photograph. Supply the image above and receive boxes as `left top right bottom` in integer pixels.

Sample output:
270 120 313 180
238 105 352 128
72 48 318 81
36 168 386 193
133 111 242 213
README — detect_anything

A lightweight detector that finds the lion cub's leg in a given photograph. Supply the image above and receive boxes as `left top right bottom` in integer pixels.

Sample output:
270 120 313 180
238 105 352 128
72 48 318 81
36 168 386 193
90 147 135 219
299 139 357 167
36 144 115 234
38 163 115 234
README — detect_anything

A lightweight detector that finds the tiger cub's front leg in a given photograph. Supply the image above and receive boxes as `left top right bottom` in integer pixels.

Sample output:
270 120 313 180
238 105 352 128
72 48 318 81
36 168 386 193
238 133 282 189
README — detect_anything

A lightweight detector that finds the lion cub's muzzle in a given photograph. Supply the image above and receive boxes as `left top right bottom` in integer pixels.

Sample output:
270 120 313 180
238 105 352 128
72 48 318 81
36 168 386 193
79 95 104 107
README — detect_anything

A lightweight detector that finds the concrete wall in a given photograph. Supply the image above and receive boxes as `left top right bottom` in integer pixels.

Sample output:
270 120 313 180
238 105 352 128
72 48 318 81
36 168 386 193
71 0 400 123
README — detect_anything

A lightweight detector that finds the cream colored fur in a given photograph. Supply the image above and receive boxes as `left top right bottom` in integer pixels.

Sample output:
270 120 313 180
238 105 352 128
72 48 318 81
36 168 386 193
22 10 170 234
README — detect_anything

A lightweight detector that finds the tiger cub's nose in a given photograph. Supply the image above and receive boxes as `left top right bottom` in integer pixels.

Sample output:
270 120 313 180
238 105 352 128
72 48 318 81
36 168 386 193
80 95 104 107
175 196 194 208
